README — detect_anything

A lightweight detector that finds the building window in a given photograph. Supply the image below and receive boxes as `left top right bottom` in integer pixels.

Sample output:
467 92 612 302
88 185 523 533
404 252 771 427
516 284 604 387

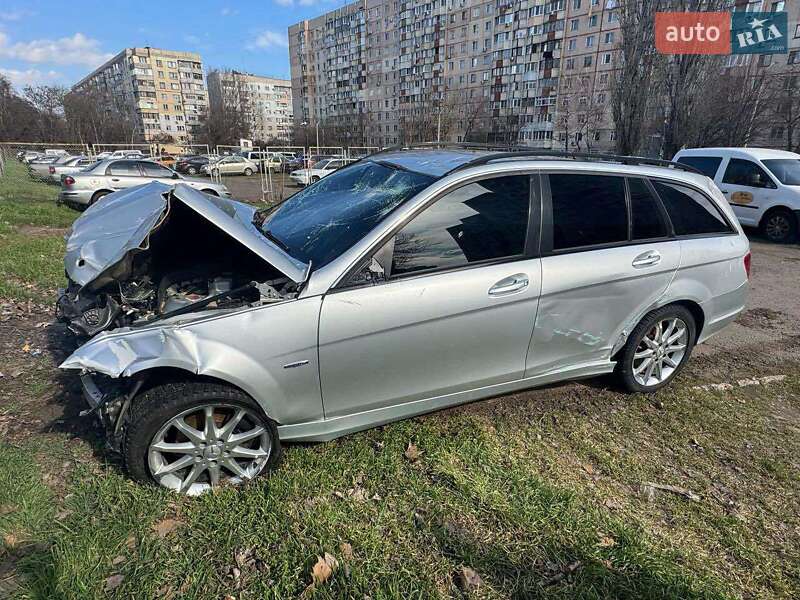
759 54 772 67
605 32 615 44
795 24 800 38
573 0 581 7
584 55 593 67
771 1 784 10
771 126 784 139
589 15 598 27
586 35 595 47
602 52 612 64
569 39 577 50
790 51 800 65
570 18 579 31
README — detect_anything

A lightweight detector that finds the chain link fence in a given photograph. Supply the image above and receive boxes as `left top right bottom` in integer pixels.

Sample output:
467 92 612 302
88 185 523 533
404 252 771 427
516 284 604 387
0 141 393 203
0 142 93 186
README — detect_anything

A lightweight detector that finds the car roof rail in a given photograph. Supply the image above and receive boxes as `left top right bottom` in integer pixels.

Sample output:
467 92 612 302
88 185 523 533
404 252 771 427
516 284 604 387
365 143 703 176
445 148 704 176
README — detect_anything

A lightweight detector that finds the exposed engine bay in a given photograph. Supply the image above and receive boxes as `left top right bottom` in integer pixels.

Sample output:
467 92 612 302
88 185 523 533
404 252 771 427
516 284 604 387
56 190 299 337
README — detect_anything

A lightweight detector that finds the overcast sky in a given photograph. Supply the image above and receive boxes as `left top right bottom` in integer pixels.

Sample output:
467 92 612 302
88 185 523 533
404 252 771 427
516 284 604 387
0 0 345 90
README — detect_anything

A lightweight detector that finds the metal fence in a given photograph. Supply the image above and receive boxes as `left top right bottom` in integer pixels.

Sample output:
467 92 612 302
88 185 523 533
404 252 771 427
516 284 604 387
0 142 93 185
0 141 392 203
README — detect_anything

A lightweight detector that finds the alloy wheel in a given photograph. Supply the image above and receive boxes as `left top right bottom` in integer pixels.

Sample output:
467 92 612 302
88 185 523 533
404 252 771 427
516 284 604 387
765 214 791 241
147 403 271 495
632 317 688 387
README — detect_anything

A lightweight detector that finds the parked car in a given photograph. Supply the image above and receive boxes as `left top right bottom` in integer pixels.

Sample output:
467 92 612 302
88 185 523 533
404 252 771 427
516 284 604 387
174 155 208 175
29 154 75 181
201 155 259 176
156 154 177 168
57 158 231 209
57 147 750 494
673 147 800 243
18 150 42 163
289 157 356 185
46 156 98 184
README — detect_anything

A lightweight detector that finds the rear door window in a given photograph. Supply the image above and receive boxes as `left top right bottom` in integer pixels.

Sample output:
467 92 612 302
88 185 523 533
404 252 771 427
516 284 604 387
549 174 627 250
722 158 776 189
629 178 668 240
140 161 174 178
675 156 722 178
107 161 141 176
652 181 732 236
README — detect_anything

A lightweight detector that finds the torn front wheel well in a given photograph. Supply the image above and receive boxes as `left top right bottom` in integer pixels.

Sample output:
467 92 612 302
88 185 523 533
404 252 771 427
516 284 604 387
124 367 276 422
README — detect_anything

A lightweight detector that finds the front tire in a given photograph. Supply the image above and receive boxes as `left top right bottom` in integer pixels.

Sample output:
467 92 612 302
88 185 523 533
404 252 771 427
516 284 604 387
616 305 696 393
187 166 197 175
123 382 281 495
760 208 798 243
243 168 253 176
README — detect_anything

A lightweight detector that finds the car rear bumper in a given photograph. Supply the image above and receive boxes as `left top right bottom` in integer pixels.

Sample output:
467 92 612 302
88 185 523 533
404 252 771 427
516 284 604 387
57 189 93 206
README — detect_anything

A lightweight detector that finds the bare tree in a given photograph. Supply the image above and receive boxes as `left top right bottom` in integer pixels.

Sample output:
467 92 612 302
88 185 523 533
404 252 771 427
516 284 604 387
767 65 800 152
0 75 41 141
64 88 138 144
611 0 663 155
200 69 253 147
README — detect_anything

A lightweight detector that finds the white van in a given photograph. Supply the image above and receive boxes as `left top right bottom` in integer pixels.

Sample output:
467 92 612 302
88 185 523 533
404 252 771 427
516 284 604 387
673 148 800 243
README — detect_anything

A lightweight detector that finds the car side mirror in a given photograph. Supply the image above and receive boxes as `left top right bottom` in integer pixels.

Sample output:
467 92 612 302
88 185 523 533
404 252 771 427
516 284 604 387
348 256 387 287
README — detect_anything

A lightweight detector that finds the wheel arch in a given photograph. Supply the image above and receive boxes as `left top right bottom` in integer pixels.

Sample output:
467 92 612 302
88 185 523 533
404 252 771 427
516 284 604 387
758 204 796 225
91 189 114 202
612 298 705 361
129 366 279 423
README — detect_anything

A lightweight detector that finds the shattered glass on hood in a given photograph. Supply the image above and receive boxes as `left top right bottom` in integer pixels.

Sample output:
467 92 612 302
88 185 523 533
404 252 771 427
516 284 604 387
259 161 435 268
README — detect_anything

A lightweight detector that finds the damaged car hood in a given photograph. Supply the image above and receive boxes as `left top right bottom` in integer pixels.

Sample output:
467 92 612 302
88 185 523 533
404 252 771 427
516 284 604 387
64 182 309 288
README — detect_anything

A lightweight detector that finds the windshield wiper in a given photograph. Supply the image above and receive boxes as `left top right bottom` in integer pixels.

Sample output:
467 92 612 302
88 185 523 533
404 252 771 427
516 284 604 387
261 228 291 253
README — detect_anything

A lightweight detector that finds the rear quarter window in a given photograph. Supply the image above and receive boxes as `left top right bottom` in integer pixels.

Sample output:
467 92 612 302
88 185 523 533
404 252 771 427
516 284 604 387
651 180 733 236
675 156 722 178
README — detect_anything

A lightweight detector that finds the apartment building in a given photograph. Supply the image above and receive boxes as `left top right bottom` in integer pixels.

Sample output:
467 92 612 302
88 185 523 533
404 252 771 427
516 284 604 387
290 0 800 152
72 47 208 144
289 0 623 150
207 71 294 142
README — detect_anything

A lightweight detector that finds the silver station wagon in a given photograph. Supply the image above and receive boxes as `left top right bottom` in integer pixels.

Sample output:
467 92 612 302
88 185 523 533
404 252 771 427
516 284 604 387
58 146 750 494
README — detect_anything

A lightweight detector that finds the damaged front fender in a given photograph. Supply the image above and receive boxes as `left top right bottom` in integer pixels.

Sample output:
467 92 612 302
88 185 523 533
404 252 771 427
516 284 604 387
60 296 325 426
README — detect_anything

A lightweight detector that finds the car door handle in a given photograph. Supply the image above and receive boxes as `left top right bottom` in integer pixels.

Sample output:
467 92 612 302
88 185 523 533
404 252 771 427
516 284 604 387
632 250 661 268
720 190 729 194
111 178 120 182
488 273 529 296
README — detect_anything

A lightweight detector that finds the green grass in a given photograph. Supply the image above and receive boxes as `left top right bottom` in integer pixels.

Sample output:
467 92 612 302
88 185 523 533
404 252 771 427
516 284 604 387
0 159 76 299
1 377 798 599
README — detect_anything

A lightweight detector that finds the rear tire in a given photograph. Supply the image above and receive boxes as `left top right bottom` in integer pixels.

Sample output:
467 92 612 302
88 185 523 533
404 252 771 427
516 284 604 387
90 190 110 205
311 176 320 184
123 381 281 494
615 304 697 393
760 207 798 243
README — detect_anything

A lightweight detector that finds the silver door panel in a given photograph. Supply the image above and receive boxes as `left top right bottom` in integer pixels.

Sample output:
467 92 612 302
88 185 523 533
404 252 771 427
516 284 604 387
526 242 681 376
318 259 542 418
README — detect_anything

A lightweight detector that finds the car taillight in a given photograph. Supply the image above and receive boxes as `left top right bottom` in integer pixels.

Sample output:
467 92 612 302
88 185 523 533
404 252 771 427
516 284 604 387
63 176 75 186
48 166 55 174
744 251 751 279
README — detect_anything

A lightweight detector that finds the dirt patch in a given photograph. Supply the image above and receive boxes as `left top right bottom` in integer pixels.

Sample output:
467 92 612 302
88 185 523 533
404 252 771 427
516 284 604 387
0 300 87 444
737 307 789 330
16 225 70 238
